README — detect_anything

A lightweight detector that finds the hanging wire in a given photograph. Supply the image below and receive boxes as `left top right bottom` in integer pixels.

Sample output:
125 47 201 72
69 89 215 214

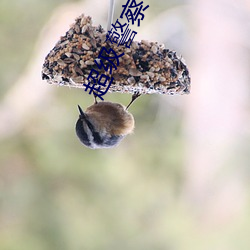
107 0 115 31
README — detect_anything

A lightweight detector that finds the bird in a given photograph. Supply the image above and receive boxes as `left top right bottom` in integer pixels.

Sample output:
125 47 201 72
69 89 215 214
75 93 140 149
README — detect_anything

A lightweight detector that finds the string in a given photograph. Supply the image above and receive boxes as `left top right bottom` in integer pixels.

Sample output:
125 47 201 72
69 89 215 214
107 0 115 31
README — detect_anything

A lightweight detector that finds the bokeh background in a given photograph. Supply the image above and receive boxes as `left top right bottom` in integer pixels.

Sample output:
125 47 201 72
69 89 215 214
1 0 250 249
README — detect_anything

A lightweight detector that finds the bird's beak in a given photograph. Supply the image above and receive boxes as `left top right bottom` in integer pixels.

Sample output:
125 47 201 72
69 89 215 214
77 105 86 119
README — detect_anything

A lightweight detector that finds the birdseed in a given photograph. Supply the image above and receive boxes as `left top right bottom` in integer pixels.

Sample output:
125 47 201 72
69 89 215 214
42 14 191 95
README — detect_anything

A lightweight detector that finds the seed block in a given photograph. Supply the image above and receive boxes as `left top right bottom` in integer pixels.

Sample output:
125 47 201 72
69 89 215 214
42 14 190 95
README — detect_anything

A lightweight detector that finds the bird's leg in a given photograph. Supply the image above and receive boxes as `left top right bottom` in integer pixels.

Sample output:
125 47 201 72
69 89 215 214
93 94 98 104
126 91 141 110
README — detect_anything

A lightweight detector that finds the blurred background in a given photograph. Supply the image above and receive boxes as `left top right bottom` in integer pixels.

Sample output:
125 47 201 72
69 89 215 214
1 0 250 249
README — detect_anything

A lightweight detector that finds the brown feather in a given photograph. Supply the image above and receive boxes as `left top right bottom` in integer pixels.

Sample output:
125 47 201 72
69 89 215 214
85 102 134 135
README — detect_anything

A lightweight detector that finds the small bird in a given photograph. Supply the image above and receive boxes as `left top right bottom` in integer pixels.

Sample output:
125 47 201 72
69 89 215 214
75 93 140 149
